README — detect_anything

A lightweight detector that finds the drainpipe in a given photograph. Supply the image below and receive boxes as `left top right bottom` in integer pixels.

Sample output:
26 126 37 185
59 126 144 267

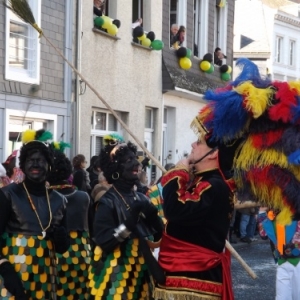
74 0 82 155
64 0 73 157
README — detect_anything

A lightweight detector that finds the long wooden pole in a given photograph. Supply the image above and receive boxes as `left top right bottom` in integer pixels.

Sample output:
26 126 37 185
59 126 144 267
41 33 257 280
234 201 261 209
42 35 166 173
226 240 257 279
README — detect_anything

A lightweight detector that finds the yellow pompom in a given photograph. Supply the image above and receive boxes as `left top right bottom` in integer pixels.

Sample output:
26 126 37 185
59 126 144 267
22 130 36 143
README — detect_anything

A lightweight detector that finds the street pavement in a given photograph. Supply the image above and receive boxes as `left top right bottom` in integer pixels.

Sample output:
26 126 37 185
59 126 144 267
231 239 276 300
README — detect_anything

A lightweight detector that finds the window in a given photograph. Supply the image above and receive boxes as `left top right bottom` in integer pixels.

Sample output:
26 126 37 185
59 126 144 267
214 1 227 60
145 108 153 129
289 40 295 66
170 0 177 27
5 0 41 84
90 110 121 156
275 36 283 63
91 111 118 131
169 0 187 47
132 0 143 24
102 0 110 16
6 109 57 157
194 0 209 57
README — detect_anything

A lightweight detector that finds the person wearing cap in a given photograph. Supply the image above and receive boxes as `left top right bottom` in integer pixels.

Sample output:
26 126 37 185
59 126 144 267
88 134 164 299
47 145 91 300
154 119 237 299
0 129 70 299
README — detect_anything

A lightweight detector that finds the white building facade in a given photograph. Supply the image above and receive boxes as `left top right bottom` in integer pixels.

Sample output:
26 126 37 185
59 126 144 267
234 0 300 81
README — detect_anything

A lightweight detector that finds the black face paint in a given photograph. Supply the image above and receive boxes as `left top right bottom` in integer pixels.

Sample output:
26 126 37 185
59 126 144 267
24 151 49 183
119 151 140 183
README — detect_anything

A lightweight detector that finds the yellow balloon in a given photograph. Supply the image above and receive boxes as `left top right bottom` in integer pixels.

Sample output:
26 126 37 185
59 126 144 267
107 24 118 35
141 38 151 47
102 16 112 29
138 33 146 41
226 66 232 74
179 57 192 70
200 61 211 71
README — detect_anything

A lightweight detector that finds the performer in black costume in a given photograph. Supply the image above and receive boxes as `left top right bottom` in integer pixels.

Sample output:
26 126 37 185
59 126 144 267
89 134 164 300
0 129 69 300
47 144 91 300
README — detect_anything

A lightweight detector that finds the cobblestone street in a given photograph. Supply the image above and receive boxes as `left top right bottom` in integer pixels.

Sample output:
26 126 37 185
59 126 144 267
232 240 276 300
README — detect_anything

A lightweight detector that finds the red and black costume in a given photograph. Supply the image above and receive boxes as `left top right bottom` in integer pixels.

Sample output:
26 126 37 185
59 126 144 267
155 167 234 300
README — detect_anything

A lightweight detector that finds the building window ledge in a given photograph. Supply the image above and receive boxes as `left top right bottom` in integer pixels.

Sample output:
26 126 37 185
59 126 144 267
131 42 152 51
92 27 120 40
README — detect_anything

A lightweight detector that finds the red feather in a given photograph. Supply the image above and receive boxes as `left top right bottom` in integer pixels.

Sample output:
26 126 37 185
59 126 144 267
269 82 297 122
251 129 284 148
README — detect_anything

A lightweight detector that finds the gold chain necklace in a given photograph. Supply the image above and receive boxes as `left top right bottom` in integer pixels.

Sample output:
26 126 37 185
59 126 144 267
23 182 52 239
112 185 136 210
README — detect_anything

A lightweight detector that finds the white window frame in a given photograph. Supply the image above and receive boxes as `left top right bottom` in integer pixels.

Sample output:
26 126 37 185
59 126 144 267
145 108 154 130
177 0 187 47
214 3 228 62
170 0 177 28
289 39 295 67
169 0 186 47
194 0 209 58
5 0 41 84
275 35 283 64
5 109 57 158
90 110 122 157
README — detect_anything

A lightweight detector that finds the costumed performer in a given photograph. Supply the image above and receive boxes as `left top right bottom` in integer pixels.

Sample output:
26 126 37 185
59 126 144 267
189 57 300 299
154 93 243 300
0 129 70 299
47 142 91 299
88 134 164 300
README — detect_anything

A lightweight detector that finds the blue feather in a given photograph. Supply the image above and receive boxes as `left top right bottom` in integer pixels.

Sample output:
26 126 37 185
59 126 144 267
204 90 248 141
233 58 271 88
288 150 300 164
291 96 300 124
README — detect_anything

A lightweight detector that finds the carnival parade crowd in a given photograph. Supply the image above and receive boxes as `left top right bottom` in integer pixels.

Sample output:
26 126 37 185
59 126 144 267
2 58 300 300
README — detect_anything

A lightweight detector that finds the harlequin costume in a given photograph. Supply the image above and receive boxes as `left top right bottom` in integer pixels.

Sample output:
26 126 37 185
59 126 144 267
182 58 300 299
88 135 164 300
48 144 91 299
0 130 69 300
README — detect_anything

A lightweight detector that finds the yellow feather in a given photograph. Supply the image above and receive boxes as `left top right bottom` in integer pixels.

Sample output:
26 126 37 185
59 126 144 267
276 206 293 226
22 130 36 143
288 165 300 181
247 178 285 211
288 82 300 94
234 138 288 171
53 142 60 150
234 82 274 118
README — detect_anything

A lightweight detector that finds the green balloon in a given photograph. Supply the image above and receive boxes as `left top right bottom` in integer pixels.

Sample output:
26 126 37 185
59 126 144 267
221 72 231 81
94 17 105 28
186 48 192 59
151 40 164 50
205 64 214 74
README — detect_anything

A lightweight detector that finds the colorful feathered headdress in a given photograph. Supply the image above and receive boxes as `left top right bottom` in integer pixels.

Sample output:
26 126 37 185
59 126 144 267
50 141 71 153
22 129 53 145
19 129 54 171
103 133 125 145
192 58 300 225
